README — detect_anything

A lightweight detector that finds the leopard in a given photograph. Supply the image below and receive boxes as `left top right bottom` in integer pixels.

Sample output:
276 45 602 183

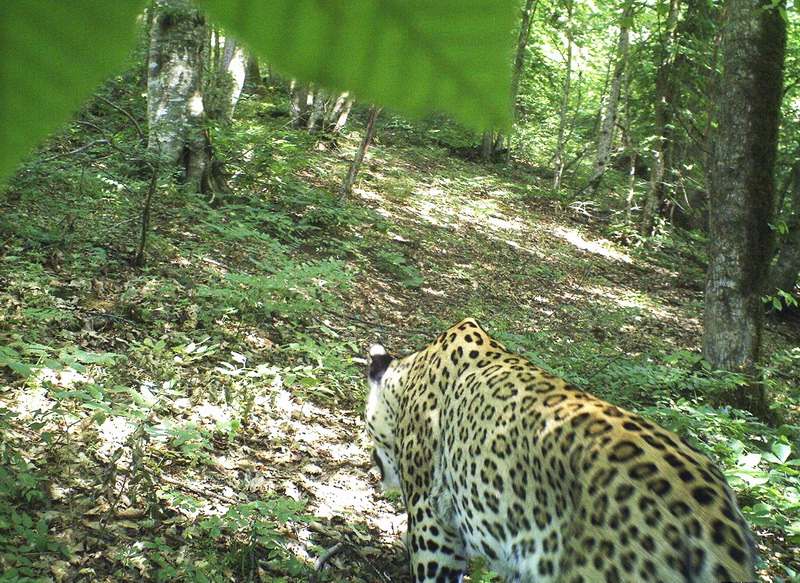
365 318 756 583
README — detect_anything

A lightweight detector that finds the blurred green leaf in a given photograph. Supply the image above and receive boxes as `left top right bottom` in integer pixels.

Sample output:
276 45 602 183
2 0 514 181
200 0 515 130
0 1 147 179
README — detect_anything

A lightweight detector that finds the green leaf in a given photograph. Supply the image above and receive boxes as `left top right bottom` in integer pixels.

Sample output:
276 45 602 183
0 1 147 180
3 0 514 181
9 361 34 377
771 442 792 465
199 0 516 130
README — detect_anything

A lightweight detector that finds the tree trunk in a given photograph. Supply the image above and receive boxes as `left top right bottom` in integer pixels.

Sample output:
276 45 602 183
243 54 267 95
639 0 680 236
340 107 381 197
290 82 354 135
769 165 800 300
481 130 495 161
587 5 631 196
147 0 211 192
326 92 355 137
216 36 247 121
510 0 538 115
306 88 327 132
289 80 308 128
552 0 574 193
703 0 785 414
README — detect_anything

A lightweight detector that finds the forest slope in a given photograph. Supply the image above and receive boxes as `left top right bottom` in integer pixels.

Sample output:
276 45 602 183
0 98 798 581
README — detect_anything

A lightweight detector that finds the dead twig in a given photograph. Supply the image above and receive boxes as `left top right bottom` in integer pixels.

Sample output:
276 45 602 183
97 95 146 140
314 541 344 571
40 140 110 162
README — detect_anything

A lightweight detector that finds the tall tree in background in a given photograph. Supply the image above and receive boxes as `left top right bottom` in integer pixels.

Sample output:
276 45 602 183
769 158 800 302
480 0 539 163
587 2 632 196
205 33 247 124
703 0 786 415
147 0 235 194
340 106 381 197
552 0 575 192
639 0 680 236
289 83 354 136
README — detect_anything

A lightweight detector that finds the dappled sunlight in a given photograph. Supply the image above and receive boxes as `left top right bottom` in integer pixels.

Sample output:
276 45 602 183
503 237 548 258
358 179 527 243
583 285 665 313
7 366 92 416
553 226 633 264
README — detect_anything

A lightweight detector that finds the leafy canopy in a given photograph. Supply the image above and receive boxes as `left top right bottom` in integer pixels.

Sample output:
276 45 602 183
1 0 515 180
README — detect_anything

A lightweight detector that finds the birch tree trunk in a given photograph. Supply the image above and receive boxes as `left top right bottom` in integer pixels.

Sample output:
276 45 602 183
552 0 574 193
289 80 309 128
704 0 785 415
639 0 680 236
481 130 495 161
587 6 631 196
290 83 353 134
147 0 210 192
326 92 355 137
216 36 247 121
340 107 381 197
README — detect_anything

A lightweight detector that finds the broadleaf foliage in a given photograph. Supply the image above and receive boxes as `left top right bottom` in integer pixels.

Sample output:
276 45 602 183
1 0 515 180
0 0 147 180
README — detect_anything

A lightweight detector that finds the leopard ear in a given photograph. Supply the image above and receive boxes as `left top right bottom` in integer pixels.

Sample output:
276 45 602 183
368 344 394 384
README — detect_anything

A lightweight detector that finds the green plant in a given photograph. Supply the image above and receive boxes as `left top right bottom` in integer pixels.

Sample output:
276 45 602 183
373 248 424 288
197 257 353 324
0 409 65 581
197 498 309 580
282 329 363 402
468 557 501 583
762 288 799 310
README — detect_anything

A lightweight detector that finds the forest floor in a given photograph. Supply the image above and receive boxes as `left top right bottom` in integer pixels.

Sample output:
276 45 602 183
1 101 799 582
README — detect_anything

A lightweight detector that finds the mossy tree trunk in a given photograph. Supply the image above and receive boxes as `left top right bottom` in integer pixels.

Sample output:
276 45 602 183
703 0 786 416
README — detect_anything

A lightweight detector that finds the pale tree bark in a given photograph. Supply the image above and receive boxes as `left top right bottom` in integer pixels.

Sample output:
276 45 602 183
639 0 680 236
213 35 247 122
147 0 211 192
619 47 637 223
340 107 381 197
481 130 495 161
587 4 631 196
704 0 785 415
326 92 355 137
289 80 307 127
290 83 354 135
552 0 575 193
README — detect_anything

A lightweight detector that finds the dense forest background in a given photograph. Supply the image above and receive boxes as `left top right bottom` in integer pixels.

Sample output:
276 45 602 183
1 0 799 581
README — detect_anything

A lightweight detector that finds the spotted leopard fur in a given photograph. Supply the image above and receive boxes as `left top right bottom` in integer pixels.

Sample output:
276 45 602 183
366 318 756 583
